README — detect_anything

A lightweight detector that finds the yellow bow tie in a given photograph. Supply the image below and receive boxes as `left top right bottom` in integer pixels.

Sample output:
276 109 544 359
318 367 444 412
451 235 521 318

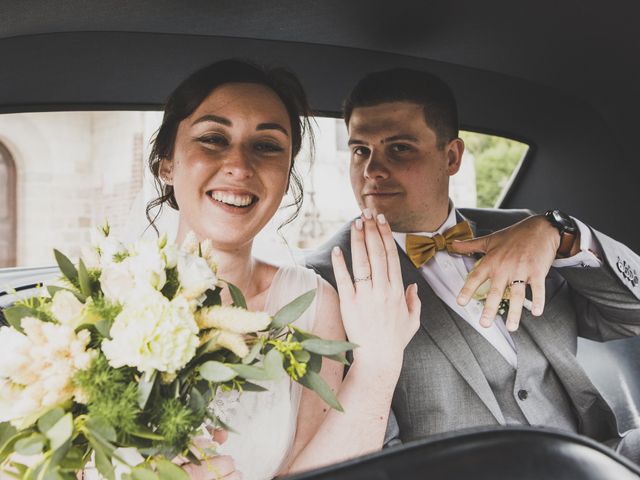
405 221 473 268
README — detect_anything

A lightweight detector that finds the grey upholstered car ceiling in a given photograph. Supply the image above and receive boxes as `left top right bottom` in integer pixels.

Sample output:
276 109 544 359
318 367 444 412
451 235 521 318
1 0 639 249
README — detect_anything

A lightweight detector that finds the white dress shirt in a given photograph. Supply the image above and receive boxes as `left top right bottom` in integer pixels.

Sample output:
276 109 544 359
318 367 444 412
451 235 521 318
393 205 601 368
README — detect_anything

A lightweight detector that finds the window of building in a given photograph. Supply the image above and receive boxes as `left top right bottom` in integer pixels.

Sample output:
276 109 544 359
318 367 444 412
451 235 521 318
0 113 528 269
0 142 17 267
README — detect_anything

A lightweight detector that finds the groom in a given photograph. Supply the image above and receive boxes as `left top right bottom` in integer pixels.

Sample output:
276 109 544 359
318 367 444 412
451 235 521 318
306 67 640 461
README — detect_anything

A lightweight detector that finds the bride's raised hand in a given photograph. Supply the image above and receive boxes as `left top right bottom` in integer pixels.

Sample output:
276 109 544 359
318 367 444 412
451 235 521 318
331 209 421 370
178 428 243 479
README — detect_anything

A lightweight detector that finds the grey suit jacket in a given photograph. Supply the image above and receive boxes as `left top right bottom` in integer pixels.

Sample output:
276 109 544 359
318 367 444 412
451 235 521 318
306 208 640 444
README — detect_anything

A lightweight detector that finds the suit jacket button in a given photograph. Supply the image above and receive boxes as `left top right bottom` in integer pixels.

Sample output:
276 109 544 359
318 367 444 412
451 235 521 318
517 389 528 400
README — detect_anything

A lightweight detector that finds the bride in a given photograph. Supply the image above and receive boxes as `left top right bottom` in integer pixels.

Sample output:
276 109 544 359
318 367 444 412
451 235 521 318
146 59 420 479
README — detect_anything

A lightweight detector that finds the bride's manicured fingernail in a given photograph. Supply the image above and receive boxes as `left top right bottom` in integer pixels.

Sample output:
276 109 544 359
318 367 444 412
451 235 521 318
362 208 373 220
377 213 386 224
354 219 363 230
332 246 341 256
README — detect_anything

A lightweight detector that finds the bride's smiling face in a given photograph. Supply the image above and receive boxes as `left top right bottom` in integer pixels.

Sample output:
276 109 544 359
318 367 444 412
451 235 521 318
161 82 293 248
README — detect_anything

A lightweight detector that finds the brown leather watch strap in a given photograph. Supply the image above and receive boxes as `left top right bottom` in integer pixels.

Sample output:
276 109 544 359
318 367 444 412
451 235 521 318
557 230 577 258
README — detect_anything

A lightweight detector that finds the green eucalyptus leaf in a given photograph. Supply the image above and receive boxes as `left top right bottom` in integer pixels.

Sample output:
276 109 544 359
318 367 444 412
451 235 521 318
54 249 78 286
14 433 46 456
45 413 73 451
91 441 115 480
297 370 343 412
46 285 85 303
325 353 350 366
209 416 237 435
226 282 247 309
228 363 271 381
270 289 316 329
0 430 32 464
242 339 263 365
307 353 322 373
0 422 17 445
3 305 52 332
200 361 237 382
264 348 285 380
37 408 65 434
292 349 311 363
137 370 157 409
202 287 222 308
78 259 92 297
301 339 358 355
188 387 205 416
85 417 117 443
129 428 164 441
58 445 88 470
155 458 190 480
6 461 28 477
240 381 268 392
95 318 113 338
131 467 160 480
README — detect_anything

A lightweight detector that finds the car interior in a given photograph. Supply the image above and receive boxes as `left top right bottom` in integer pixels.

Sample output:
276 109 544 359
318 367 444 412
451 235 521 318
1 1 640 478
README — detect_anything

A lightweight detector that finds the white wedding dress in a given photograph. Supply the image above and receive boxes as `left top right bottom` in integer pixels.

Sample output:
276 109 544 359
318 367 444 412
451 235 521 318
213 265 323 480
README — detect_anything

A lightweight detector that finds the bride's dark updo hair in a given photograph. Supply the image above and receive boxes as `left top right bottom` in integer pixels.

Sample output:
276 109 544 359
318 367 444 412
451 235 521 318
146 59 313 233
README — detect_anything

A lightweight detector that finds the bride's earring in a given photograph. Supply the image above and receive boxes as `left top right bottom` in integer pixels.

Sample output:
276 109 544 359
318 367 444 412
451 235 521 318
159 158 174 185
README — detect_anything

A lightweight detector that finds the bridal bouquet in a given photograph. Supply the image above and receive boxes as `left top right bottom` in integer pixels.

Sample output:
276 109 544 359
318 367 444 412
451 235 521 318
0 224 353 480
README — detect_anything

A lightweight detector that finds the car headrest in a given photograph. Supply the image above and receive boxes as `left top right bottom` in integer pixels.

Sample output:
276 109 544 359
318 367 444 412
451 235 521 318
285 426 640 480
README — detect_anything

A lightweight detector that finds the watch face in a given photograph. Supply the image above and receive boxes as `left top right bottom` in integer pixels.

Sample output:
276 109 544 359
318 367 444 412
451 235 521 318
551 210 577 232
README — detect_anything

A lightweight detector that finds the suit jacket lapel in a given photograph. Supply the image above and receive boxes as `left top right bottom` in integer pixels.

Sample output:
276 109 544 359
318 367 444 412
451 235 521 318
397 244 506 425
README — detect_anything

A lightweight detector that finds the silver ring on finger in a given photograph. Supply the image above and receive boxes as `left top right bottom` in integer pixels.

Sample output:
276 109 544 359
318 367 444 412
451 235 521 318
353 274 372 283
509 279 526 286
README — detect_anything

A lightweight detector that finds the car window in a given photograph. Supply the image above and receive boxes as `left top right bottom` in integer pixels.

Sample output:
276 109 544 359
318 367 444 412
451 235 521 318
0 112 528 268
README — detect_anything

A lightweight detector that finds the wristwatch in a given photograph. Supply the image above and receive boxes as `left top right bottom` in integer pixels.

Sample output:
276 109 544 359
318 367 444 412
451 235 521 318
544 209 578 258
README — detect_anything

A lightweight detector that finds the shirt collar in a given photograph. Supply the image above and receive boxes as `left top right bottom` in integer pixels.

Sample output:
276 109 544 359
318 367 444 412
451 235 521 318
393 201 457 254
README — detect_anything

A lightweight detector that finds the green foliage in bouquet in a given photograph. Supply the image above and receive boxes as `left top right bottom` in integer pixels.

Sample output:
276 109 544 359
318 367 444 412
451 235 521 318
0 226 355 479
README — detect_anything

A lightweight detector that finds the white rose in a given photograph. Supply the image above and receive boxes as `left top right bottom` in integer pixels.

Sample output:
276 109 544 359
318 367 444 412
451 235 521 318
51 290 85 328
162 243 179 269
100 262 136 304
128 239 167 290
177 251 218 300
102 287 199 375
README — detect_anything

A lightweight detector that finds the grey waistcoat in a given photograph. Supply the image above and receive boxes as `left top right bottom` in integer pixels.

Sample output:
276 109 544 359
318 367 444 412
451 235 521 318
453 314 578 432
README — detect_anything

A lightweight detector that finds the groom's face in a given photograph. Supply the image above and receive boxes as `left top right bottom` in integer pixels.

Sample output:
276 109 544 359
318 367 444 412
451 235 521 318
347 101 462 232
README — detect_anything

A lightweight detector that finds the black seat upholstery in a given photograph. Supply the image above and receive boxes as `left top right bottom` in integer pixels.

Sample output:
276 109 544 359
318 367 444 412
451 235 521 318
285 426 640 480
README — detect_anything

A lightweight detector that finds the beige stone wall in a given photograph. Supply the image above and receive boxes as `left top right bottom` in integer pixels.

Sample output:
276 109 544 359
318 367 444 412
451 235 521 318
0 111 162 267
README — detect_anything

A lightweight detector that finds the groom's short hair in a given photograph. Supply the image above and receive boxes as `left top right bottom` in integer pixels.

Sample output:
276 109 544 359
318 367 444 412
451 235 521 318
343 68 459 148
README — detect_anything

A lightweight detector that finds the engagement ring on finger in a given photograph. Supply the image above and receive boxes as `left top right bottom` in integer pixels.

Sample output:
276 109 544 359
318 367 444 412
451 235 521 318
353 274 372 283
510 280 526 286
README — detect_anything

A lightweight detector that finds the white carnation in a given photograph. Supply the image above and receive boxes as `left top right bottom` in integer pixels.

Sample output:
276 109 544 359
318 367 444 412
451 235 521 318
102 287 199 375
0 320 96 426
177 251 218 300
50 290 85 328
127 239 167 290
100 262 136 304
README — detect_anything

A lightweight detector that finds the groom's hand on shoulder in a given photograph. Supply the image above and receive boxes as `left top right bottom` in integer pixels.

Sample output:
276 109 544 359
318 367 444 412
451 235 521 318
450 214 576 331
